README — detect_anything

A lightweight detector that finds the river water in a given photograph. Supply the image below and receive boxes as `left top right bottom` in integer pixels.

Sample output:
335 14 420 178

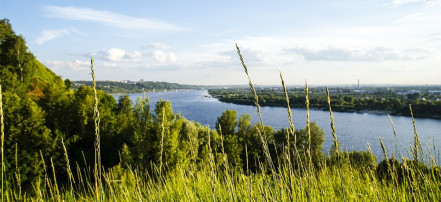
114 89 441 161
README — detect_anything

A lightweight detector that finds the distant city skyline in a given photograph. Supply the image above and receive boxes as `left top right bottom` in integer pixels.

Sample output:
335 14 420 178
2 0 441 85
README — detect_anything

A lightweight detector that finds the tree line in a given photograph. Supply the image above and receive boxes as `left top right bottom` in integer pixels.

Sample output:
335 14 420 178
209 88 441 119
73 80 198 94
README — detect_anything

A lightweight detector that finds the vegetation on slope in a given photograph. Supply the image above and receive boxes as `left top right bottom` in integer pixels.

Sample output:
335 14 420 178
72 80 200 94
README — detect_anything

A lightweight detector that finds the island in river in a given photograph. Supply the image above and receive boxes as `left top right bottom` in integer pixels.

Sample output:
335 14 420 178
208 86 441 119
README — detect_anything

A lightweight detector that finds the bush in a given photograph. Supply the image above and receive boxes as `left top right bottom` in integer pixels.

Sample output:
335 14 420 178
348 150 377 170
376 158 402 183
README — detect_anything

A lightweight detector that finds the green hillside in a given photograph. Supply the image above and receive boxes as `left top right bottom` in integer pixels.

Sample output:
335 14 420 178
33 58 61 84
0 19 64 94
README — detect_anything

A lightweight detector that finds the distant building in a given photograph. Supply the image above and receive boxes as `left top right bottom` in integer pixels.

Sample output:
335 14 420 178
354 90 367 94
428 90 441 95
324 89 338 94
396 90 422 95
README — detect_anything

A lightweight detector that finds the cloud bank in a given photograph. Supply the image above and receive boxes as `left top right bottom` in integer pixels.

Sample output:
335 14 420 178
44 6 185 31
144 42 170 49
45 60 89 71
285 46 428 61
152 50 176 63
88 48 142 62
36 28 76 45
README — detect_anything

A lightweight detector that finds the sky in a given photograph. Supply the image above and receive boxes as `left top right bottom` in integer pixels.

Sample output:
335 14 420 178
2 0 441 85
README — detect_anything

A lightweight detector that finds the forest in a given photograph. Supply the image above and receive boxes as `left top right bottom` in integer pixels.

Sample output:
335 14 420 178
72 80 199 94
1 19 440 201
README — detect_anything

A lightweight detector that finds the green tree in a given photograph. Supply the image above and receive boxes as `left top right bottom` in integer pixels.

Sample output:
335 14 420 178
216 110 243 168
3 92 62 190
295 122 325 167
243 123 274 172
115 95 134 144
64 79 72 90
128 96 153 169
153 100 179 169
66 86 119 169
179 120 199 167
237 113 251 137
216 110 237 136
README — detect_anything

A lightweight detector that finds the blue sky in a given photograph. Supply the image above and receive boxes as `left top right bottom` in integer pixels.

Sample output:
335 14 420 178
2 0 441 85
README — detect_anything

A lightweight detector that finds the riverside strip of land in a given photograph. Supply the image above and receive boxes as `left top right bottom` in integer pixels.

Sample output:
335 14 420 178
208 86 441 119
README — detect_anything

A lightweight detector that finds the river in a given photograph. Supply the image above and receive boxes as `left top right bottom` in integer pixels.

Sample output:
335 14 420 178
114 89 441 161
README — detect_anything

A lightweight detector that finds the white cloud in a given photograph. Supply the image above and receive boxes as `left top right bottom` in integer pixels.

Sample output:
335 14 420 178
45 60 89 71
391 0 424 5
429 33 441 41
152 50 177 63
388 0 441 6
220 47 266 62
144 42 170 49
177 52 231 65
102 62 118 67
168 52 177 63
196 35 441 76
89 48 142 62
397 13 425 23
36 28 75 45
152 50 167 63
44 6 185 31
43 60 64 70
397 12 441 24
285 46 434 61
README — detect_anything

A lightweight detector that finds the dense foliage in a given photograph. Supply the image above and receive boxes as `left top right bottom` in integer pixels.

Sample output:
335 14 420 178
73 80 199 94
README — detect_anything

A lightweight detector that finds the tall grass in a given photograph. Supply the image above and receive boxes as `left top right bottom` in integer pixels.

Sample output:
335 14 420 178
90 57 102 200
236 43 275 173
388 114 400 157
159 108 165 173
0 83 4 201
326 86 345 201
280 71 302 200
409 104 423 162
304 81 312 201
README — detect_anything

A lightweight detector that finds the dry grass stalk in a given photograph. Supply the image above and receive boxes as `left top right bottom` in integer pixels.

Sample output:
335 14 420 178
326 86 345 201
235 43 275 172
305 81 312 201
409 105 422 162
159 108 165 173
207 128 216 201
0 84 4 201
61 138 75 192
15 143 21 200
39 150 50 194
388 114 400 157
279 71 301 200
90 57 102 200
50 158 59 200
